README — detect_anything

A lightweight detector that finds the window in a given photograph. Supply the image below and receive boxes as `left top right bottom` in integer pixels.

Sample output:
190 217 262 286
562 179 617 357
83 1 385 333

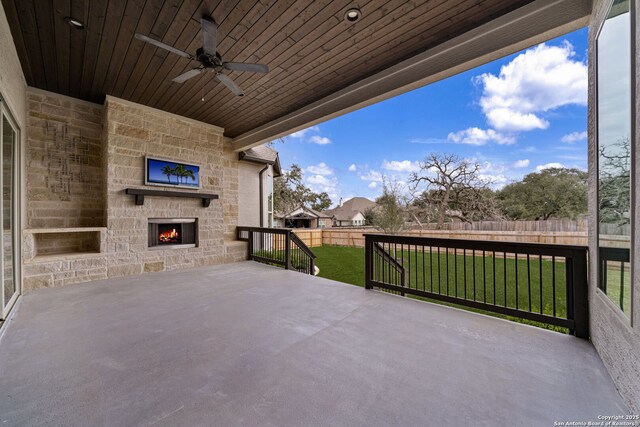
596 0 633 317
0 97 20 320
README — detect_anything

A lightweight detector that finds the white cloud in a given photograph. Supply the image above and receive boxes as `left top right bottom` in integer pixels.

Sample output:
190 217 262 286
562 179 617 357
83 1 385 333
307 175 332 186
513 159 530 168
447 127 515 146
286 126 332 146
348 164 357 172
368 182 378 189
536 162 565 172
305 162 333 176
359 170 383 182
308 135 331 145
561 131 587 143
476 41 587 131
484 109 549 131
306 174 339 201
288 126 319 138
382 160 420 172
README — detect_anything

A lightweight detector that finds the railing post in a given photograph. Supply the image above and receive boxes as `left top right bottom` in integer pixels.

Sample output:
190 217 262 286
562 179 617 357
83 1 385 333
365 234 373 289
285 230 292 270
247 230 253 261
572 248 589 339
309 258 315 276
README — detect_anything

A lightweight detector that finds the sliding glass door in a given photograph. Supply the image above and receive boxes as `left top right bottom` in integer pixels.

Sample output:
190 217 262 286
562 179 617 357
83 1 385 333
0 100 20 320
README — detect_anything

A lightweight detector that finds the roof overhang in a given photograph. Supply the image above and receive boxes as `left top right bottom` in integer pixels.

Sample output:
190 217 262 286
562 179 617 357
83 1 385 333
238 150 282 176
231 0 590 151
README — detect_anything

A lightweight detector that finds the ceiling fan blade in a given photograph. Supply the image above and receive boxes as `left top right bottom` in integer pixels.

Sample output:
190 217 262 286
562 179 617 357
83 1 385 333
135 33 193 59
201 18 217 55
172 68 203 83
216 73 244 96
223 62 269 73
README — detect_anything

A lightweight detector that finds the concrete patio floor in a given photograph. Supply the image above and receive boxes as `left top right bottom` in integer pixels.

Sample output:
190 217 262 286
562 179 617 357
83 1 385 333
0 261 627 426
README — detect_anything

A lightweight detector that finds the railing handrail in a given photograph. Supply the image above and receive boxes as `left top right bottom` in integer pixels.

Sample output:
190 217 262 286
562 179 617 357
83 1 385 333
290 232 317 259
373 242 405 275
237 226 291 236
363 234 588 257
598 246 630 262
364 233 589 338
237 226 316 275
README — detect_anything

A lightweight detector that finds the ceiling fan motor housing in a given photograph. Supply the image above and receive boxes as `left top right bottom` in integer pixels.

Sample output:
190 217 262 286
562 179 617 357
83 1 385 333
196 47 221 68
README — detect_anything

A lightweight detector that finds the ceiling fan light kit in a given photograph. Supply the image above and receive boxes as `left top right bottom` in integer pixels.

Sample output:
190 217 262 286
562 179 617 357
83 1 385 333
134 17 268 97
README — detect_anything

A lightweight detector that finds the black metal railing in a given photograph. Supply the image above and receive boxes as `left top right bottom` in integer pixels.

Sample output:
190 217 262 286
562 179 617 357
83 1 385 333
365 234 589 338
598 246 631 314
237 226 316 275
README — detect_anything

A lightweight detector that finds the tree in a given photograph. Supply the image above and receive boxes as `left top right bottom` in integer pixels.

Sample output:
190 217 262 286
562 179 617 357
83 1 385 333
161 165 174 183
273 164 332 213
498 167 587 220
408 153 493 229
369 178 406 234
173 165 189 183
362 207 376 226
183 168 196 183
310 192 332 211
598 137 630 226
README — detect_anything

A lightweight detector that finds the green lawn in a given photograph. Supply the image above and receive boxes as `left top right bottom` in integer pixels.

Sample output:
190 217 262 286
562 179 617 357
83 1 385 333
313 245 570 332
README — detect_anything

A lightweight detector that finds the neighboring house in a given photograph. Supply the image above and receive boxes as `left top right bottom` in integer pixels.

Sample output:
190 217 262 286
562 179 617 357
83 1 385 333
323 197 376 227
274 206 333 229
238 146 281 228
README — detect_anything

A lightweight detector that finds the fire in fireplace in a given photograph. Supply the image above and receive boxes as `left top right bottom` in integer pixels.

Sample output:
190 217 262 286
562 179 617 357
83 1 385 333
158 225 181 244
148 218 197 249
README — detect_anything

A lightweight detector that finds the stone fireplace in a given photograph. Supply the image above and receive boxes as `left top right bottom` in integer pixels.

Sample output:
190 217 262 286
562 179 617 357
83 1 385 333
148 218 197 249
22 93 247 290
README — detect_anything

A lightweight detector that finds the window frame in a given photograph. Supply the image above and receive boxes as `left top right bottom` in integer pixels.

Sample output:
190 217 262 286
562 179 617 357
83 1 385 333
594 0 636 324
0 94 22 320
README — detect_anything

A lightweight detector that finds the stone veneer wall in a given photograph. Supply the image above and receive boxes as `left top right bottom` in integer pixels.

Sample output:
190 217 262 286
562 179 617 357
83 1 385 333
103 96 243 278
21 94 246 292
26 88 104 227
0 1 25 128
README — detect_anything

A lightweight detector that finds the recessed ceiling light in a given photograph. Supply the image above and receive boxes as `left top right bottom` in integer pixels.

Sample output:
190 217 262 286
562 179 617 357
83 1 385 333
344 8 362 23
64 17 85 29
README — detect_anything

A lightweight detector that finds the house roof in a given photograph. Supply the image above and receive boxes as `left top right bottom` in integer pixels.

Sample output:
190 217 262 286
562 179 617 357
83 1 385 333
1 1 589 149
324 197 376 221
277 206 332 220
239 145 282 176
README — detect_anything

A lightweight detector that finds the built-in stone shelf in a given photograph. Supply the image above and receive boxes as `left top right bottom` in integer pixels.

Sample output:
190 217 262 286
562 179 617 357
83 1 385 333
125 188 219 207
23 227 107 261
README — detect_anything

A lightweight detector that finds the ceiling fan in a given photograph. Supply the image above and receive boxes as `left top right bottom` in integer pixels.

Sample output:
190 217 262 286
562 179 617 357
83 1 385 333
134 18 268 97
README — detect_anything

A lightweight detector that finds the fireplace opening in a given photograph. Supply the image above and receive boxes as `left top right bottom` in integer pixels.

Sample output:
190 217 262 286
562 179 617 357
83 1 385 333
158 225 182 244
148 218 197 249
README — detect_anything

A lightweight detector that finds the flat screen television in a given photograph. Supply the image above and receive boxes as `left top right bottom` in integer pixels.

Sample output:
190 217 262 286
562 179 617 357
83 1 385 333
145 157 201 189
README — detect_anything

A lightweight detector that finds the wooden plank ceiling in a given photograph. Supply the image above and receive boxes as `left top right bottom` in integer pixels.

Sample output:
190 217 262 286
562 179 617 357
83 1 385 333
2 0 533 137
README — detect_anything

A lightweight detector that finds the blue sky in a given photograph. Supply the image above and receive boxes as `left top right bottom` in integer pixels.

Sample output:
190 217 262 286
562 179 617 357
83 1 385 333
273 28 588 206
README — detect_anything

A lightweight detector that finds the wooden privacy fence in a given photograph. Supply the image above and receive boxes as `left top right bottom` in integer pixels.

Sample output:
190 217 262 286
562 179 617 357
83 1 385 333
290 229 323 247
413 219 588 232
295 228 588 248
